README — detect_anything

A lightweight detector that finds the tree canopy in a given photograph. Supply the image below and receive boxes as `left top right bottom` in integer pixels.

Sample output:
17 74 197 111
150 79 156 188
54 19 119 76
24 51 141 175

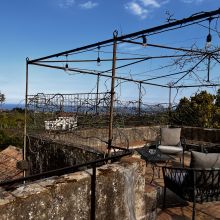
172 90 220 128
0 92 5 104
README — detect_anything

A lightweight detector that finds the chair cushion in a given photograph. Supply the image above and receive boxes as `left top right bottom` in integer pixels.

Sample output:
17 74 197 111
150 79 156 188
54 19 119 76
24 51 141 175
190 151 220 168
161 128 181 146
189 152 220 193
158 145 183 154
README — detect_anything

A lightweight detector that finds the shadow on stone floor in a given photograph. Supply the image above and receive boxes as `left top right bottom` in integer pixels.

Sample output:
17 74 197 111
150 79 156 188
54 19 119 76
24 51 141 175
157 189 188 209
143 153 220 220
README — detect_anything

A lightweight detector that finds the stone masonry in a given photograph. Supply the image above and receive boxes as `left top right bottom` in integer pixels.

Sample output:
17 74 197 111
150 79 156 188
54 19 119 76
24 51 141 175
0 156 153 220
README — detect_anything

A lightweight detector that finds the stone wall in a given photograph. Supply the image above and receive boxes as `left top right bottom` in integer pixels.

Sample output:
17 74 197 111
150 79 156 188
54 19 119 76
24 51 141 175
27 136 104 175
181 126 220 143
47 126 159 153
27 126 158 176
27 126 220 176
0 157 150 220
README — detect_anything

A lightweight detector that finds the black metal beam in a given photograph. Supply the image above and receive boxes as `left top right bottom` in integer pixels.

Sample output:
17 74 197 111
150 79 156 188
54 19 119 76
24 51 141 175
173 55 208 85
36 54 195 63
172 83 220 88
143 69 191 82
29 8 220 63
90 166 96 220
0 149 131 187
120 40 206 55
212 55 220 65
31 62 169 88
100 57 152 74
99 49 203 75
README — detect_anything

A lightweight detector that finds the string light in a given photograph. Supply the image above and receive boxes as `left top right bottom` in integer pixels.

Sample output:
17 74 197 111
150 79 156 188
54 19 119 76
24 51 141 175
65 54 69 71
97 45 101 66
97 57 101 64
206 18 212 49
206 33 212 43
142 35 147 47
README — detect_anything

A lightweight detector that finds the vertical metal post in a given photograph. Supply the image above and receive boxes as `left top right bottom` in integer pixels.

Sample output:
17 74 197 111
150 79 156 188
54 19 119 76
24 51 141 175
138 82 142 116
23 58 29 178
108 30 118 155
95 73 100 114
168 86 172 125
192 170 196 220
207 54 211 82
90 165 96 220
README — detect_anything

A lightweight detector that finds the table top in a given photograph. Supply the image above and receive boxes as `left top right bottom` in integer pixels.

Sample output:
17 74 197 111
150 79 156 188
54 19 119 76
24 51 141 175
136 146 174 163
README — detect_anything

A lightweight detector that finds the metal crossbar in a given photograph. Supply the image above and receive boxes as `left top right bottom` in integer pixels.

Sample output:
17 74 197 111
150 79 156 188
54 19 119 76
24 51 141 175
0 148 131 187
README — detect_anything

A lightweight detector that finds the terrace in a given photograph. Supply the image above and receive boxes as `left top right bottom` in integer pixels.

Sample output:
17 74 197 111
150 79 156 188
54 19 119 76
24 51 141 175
1 128 220 219
144 151 220 220
1 8 220 220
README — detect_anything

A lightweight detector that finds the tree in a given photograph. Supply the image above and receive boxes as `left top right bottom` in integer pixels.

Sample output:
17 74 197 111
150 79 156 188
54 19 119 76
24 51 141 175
190 91 215 127
173 91 216 128
215 88 220 107
172 97 193 125
0 92 5 110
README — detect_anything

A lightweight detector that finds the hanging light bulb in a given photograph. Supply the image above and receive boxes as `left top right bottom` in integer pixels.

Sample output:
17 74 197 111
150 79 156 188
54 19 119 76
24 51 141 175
97 56 101 64
65 63 69 70
206 33 212 44
97 45 101 66
64 54 69 72
142 35 147 47
206 18 212 49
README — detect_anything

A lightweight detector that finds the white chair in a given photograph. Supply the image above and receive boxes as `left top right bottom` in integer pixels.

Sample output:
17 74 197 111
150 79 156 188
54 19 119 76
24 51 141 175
157 127 184 165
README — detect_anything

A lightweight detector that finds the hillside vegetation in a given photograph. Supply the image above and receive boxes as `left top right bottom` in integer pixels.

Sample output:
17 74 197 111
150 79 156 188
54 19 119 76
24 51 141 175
0 108 24 150
1 89 220 150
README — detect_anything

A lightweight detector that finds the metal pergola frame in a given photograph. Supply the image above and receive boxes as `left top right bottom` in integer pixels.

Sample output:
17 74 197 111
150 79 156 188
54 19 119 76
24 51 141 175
24 8 220 174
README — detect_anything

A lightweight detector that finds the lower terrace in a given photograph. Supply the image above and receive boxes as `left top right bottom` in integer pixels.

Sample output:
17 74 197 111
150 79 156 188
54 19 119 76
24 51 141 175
0 126 220 219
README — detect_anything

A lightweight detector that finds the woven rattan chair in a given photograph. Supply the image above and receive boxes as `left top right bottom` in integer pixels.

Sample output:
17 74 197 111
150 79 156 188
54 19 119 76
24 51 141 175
162 166 220 220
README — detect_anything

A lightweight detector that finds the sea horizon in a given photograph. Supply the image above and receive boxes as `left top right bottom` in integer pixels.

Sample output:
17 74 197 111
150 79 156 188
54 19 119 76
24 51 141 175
1 103 24 110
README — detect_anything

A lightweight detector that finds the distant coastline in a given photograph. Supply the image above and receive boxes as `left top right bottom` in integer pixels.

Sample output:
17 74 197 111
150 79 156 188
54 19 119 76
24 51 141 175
1 103 24 110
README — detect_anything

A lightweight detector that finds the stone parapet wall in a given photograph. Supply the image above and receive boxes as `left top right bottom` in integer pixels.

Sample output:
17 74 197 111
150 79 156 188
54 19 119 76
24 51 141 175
181 126 220 143
47 126 159 152
26 126 159 177
27 136 104 175
0 157 152 220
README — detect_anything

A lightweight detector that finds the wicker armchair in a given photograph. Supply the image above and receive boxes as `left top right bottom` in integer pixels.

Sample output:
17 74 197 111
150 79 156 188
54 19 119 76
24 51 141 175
162 166 220 220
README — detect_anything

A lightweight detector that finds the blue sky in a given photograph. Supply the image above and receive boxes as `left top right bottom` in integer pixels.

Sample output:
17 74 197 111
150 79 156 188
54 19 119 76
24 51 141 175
0 0 219 105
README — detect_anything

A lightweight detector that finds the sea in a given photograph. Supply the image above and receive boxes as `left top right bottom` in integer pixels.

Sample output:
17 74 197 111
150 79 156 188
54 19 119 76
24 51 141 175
1 103 167 114
1 103 24 110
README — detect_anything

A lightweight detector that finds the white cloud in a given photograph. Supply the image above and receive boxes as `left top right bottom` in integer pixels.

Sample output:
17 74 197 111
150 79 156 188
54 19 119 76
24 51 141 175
181 0 204 3
181 0 194 3
79 1 98 9
125 0 170 19
125 2 148 19
141 0 170 8
159 0 170 5
140 0 160 8
59 0 75 8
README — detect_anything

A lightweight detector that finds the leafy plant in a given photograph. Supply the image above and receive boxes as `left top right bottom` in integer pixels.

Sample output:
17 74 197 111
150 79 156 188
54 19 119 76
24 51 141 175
172 90 220 128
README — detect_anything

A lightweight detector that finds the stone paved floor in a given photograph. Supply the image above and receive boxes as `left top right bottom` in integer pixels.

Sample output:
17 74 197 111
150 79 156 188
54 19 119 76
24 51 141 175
144 152 220 220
